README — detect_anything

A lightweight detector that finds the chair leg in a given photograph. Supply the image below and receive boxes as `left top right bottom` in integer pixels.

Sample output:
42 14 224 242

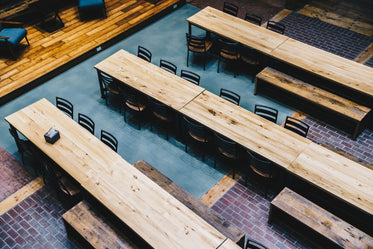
25 36 30 46
203 52 206 71
217 55 221 73
186 50 189 67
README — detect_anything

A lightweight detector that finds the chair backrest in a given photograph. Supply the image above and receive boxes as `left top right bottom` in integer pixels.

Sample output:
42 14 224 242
218 38 240 59
137 45 152 62
223 1 238 16
56 97 73 119
100 129 118 152
244 237 269 249
220 88 240 105
78 113 95 135
186 33 207 53
124 91 143 112
183 116 208 142
245 12 262 26
160 59 177 74
247 150 273 178
254 104 278 123
266 20 285 34
214 132 238 158
180 70 200 85
97 69 116 89
284 116 309 137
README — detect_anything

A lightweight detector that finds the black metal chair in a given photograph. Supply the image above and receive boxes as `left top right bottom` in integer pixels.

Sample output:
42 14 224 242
148 98 173 140
160 59 177 74
183 116 209 161
137 45 152 62
42 157 82 208
78 113 95 135
9 126 41 176
123 91 147 130
220 88 240 105
56 97 73 119
214 132 239 179
244 236 269 249
217 38 240 78
266 20 285 34
244 12 262 26
254 104 278 123
223 1 238 16
186 33 212 70
100 129 118 152
284 116 309 137
97 69 120 105
180 70 200 85
246 150 277 198
240 45 261 82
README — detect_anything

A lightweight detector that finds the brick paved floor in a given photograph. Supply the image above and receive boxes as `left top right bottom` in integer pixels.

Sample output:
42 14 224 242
0 146 35 202
0 185 78 249
303 117 373 166
212 182 311 249
279 12 373 60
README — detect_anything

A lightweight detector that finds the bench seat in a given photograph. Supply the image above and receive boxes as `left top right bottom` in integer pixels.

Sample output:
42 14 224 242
62 200 140 249
269 187 373 249
133 159 245 245
255 67 371 139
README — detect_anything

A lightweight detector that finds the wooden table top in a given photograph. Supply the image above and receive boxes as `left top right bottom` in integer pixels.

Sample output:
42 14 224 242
289 143 373 216
5 98 237 249
180 91 312 168
271 38 373 99
187 6 289 55
94 49 205 110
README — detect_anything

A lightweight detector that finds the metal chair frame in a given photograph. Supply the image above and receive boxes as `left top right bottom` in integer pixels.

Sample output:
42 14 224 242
100 129 118 152
56 97 73 119
137 45 152 62
254 104 278 123
244 12 262 26
266 20 285 34
78 113 95 135
186 33 212 70
220 88 240 105
180 69 200 85
160 59 177 74
284 116 309 137
223 1 238 16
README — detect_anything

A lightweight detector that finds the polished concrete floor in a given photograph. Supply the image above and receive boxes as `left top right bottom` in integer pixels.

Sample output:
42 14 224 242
0 4 296 199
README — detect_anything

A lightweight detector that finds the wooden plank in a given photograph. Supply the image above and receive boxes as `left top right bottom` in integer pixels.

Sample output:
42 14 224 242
5 99 228 249
256 67 371 121
271 188 373 249
94 50 205 111
187 6 289 55
133 159 245 244
270 38 373 101
180 90 312 169
354 43 373 64
0 176 44 215
62 201 140 249
289 143 373 216
200 172 238 207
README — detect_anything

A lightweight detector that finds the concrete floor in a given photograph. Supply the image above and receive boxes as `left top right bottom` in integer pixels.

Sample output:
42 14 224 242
0 4 296 199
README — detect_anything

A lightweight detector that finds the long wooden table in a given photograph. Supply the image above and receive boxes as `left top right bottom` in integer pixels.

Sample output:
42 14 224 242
179 90 312 169
187 6 288 55
94 49 205 111
187 7 373 105
5 98 240 249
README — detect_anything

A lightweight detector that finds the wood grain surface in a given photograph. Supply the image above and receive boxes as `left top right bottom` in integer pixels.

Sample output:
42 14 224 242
94 50 205 110
5 98 234 249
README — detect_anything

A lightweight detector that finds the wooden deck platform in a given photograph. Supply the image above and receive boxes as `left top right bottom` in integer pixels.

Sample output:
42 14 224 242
0 0 182 104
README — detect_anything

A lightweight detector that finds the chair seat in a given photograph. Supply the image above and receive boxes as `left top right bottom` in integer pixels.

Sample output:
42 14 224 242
218 147 237 159
221 51 240 60
250 165 272 178
0 28 27 45
126 101 146 111
188 40 213 53
241 55 259 65
189 131 207 143
79 0 104 8
106 83 120 95
153 111 171 121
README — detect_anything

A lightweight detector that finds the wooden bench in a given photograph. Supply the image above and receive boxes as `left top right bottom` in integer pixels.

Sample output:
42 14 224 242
255 67 371 139
62 200 144 249
133 159 245 245
269 187 373 249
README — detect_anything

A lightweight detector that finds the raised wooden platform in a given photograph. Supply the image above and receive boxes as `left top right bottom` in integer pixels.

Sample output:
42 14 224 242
0 0 183 105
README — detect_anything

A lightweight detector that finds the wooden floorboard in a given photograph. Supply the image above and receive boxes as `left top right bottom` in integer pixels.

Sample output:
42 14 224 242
0 0 182 104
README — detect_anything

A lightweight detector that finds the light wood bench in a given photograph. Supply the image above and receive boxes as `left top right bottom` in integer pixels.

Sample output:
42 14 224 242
62 200 143 249
133 159 245 245
255 67 371 139
269 187 373 249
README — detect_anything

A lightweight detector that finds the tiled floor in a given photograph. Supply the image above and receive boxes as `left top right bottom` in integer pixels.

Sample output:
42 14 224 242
279 12 373 60
0 186 78 249
0 146 35 202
